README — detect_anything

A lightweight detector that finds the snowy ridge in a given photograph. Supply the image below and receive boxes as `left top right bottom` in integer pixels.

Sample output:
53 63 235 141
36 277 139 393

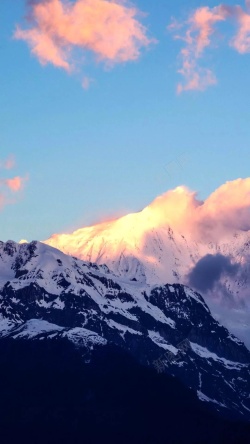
1 318 107 347
44 202 250 348
190 342 248 370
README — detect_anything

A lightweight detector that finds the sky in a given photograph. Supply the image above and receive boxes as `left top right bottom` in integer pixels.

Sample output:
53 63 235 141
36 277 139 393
1 0 250 242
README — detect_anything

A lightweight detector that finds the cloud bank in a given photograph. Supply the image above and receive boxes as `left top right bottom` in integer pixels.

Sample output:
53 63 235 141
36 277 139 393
147 178 250 241
15 0 153 81
169 0 250 92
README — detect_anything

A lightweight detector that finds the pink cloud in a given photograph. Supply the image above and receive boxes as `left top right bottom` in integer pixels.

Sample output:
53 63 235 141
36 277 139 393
198 178 250 235
230 4 250 53
148 178 250 241
0 158 28 210
5 176 26 192
14 0 153 76
169 6 227 93
176 60 217 94
15 26 71 71
170 1 250 93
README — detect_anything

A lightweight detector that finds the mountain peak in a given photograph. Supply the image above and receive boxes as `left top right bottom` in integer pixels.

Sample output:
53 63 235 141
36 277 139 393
44 181 250 349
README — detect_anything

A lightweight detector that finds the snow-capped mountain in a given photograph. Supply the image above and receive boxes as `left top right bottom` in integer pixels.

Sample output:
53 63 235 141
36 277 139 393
44 187 250 347
0 240 249 421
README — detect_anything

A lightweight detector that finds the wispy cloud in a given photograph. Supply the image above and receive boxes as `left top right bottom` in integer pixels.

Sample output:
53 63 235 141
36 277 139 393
169 1 250 93
230 1 250 53
169 6 227 93
14 0 154 82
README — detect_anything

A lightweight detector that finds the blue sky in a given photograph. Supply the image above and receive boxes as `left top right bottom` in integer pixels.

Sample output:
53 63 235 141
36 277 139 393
1 0 250 242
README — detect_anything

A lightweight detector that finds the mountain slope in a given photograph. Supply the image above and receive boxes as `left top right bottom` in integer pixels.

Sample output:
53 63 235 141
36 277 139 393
44 188 250 347
0 240 249 421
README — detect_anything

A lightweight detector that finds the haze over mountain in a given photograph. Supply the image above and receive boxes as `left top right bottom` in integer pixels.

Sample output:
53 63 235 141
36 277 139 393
45 178 250 348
